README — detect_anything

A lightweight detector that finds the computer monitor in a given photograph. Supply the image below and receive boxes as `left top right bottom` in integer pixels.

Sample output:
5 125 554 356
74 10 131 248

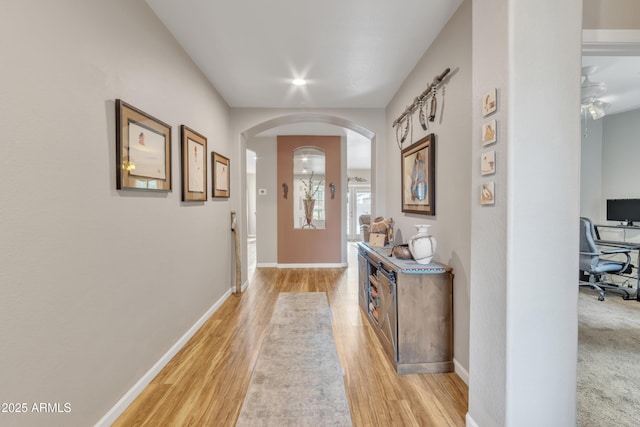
606 199 640 226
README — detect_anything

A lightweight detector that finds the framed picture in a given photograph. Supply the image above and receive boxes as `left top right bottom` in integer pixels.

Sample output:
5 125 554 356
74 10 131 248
482 88 497 117
481 150 496 176
116 99 171 191
180 125 207 202
401 134 435 215
211 152 230 198
481 181 495 206
482 119 497 145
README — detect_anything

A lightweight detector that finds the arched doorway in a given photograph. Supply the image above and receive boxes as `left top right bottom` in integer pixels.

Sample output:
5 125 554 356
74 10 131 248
240 113 375 278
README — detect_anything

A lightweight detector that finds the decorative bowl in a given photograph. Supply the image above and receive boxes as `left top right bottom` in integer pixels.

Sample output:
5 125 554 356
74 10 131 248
391 244 413 259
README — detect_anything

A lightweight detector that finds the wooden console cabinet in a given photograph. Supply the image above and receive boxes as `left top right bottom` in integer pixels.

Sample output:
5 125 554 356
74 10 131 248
357 242 454 374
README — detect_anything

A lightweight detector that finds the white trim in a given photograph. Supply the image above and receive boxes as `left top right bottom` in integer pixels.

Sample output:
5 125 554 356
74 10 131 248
582 30 640 55
256 262 277 268
466 412 480 427
95 289 232 427
276 263 348 268
453 358 469 385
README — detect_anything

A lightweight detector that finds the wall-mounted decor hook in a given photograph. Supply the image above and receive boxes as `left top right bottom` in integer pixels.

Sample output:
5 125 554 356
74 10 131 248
282 182 288 199
329 183 335 199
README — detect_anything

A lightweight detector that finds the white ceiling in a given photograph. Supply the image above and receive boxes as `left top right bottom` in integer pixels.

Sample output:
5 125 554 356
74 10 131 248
145 1 640 170
581 56 640 116
146 0 463 172
145 0 463 109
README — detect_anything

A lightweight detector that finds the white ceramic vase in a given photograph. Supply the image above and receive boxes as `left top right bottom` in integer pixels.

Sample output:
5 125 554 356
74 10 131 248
408 224 437 264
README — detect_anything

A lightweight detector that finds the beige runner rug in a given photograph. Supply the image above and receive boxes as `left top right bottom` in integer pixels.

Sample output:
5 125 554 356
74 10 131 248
236 292 352 426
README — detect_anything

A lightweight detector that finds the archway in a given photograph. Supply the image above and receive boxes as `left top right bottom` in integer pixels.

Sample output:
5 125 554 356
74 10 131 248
239 113 376 283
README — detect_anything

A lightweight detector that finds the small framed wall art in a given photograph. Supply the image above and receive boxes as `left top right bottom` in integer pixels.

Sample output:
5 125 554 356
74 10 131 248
482 88 497 117
180 125 207 202
116 99 172 191
481 150 496 176
401 133 435 215
482 120 497 145
211 152 230 198
481 181 495 206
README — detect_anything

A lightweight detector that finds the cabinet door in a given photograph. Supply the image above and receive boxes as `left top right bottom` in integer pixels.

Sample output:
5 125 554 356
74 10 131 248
376 268 397 361
357 252 368 311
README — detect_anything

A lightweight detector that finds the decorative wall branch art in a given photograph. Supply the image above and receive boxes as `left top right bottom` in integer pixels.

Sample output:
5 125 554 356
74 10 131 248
428 84 437 122
401 134 435 215
211 152 230 198
116 99 172 191
481 150 496 176
180 125 207 202
482 88 497 117
482 120 497 145
418 100 428 130
393 68 451 150
481 181 495 205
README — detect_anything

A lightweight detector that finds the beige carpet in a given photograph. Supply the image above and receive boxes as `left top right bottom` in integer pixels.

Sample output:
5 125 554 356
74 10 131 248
236 292 352 426
578 288 640 426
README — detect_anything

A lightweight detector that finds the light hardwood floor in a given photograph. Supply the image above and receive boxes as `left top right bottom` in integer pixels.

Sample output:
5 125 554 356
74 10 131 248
113 243 468 426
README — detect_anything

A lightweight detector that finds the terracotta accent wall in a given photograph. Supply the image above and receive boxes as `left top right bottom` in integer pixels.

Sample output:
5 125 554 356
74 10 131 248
277 136 342 264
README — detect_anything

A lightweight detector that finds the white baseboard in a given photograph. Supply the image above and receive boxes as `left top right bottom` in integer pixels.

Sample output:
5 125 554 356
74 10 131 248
95 289 232 427
255 263 348 268
256 262 277 268
466 412 479 427
453 358 469 385
277 263 348 268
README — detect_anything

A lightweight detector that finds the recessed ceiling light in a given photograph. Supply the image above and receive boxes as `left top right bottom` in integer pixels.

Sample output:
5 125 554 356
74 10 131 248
292 78 306 86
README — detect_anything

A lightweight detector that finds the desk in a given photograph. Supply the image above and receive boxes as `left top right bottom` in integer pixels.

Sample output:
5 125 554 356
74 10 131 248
594 224 640 301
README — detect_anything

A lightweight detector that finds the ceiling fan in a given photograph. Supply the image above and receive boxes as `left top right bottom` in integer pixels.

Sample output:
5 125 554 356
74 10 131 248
581 65 610 120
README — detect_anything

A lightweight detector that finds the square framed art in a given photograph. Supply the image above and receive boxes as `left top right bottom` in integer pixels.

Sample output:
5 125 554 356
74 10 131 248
481 181 495 205
116 99 172 191
482 88 497 117
482 119 497 145
481 150 496 176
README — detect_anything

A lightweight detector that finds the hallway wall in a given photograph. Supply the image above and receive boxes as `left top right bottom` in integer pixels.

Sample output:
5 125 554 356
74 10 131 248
384 0 472 379
581 118 604 221
601 108 640 208
0 1 231 425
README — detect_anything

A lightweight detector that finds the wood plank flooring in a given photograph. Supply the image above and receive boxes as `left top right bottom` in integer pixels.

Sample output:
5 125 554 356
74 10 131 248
113 243 468 426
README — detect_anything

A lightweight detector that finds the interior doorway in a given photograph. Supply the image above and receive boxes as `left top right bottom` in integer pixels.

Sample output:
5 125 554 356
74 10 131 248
347 186 371 241
241 113 376 270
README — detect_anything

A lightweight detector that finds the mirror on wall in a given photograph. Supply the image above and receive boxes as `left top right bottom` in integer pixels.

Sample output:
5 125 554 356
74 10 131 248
293 147 326 229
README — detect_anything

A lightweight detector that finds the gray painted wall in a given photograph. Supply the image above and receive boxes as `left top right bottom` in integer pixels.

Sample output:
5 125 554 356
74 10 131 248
0 1 231 425
581 118 604 221
384 1 472 381
601 109 640 203
470 0 581 426
581 109 640 247
588 109 640 243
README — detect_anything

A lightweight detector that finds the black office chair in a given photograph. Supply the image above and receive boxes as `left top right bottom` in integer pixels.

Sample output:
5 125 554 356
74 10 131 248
579 217 633 301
